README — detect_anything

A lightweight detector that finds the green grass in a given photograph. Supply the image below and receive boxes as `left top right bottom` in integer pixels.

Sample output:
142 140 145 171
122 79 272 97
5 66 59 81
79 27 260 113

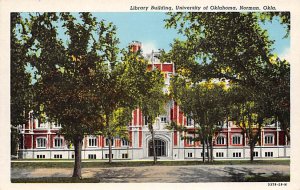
11 159 290 169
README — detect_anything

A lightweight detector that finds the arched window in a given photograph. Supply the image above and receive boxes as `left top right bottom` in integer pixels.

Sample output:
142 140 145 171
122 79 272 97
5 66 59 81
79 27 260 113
88 136 97 147
216 136 226 145
36 137 47 148
186 136 194 145
264 135 274 144
54 137 63 148
232 135 242 145
105 138 114 147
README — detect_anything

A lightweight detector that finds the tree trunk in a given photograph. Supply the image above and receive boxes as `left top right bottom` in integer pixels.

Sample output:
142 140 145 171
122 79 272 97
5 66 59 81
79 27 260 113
72 136 83 179
106 113 113 164
250 142 254 162
210 136 214 162
202 139 205 163
108 135 113 163
150 123 157 164
206 138 209 162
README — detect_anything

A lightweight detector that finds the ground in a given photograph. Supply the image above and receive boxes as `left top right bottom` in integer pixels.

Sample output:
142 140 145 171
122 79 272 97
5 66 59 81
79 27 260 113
11 163 289 182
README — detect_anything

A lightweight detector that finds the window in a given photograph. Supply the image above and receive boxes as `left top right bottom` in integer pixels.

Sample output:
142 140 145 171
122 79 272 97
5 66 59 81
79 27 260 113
144 116 148 125
264 135 274 144
216 136 225 145
88 136 97 147
105 138 114 147
88 154 96 159
232 135 241 145
122 153 128 159
187 152 193 158
36 138 46 148
105 154 114 159
121 138 129 146
37 155 45 159
265 152 273 157
186 136 194 145
161 116 167 123
54 137 63 148
54 154 62 159
233 152 242 157
187 117 192 126
71 154 74 159
253 151 258 157
216 152 224 157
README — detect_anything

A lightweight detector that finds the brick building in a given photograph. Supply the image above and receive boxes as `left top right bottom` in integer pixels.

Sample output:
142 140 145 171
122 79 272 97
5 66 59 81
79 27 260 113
17 41 290 160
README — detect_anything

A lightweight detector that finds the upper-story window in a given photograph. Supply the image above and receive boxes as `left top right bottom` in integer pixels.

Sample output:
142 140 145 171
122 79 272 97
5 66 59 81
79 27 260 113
161 116 167 123
216 136 226 145
105 138 114 147
264 135 274 144
121 138 129 147
232 135 242 145
54 137 63 148
88 136 97 147
144 116 148 125
187 117 193 126
36 137 47 148
186 136 194 145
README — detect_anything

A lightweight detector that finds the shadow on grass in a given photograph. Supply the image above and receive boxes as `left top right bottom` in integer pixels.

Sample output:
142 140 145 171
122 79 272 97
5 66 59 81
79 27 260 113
225 167 290 182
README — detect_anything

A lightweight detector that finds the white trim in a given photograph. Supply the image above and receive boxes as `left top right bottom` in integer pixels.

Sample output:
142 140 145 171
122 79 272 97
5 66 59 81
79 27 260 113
264 134 274 145
36 137 47 149
232 134 243 145
53 137 64 148
88 136 98 148
216 135 226 145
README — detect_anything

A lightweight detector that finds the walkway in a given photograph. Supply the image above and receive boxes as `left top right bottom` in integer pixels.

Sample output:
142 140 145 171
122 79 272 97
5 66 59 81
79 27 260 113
11 164 289 182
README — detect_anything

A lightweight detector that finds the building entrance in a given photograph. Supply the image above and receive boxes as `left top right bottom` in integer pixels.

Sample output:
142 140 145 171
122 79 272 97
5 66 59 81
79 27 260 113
148 139 166 157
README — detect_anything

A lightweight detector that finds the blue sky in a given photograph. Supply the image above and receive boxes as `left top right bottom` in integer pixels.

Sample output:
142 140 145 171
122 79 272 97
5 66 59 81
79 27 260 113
91 12 179 54
21 12 290 60
91 12 290 60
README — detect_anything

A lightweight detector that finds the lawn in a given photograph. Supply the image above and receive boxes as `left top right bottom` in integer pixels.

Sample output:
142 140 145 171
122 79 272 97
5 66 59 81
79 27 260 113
11 159 290 169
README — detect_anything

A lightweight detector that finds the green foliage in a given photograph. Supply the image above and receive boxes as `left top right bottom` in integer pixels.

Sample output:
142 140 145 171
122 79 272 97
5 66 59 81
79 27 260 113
11 13 33 127
164 12 290 143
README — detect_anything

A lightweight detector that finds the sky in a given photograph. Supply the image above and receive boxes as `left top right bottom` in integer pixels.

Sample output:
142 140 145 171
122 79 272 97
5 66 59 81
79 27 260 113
90 12 290 61
21 12 290 60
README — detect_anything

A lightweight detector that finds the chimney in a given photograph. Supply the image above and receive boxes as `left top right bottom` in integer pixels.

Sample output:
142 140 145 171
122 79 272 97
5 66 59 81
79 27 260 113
130 41 142 53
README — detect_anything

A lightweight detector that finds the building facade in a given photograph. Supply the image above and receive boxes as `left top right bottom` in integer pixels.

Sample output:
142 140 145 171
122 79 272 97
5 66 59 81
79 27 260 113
17 42 290 160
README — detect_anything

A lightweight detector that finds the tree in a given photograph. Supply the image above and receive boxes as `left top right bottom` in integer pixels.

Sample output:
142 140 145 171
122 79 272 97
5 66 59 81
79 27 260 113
138 65 166 164
169 75 228 162
11 13 33 156
163 12 290 144
26 12 123 178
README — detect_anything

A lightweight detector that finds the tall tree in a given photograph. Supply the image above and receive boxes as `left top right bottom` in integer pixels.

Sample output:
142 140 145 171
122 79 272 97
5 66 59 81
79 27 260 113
137 64 166 164
169 76 228 162
26 12 122 178
11 13 33 155
163 12 290 143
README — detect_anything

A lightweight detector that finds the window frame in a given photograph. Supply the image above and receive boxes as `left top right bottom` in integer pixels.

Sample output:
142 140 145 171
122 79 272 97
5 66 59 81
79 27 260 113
53 137 64 148
88 136 97 147
105 138 114 147
264 134 274 144
232 135 242 145
36 137 47 148
121 138 129 147
186 136 194 145
216 135 226 145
